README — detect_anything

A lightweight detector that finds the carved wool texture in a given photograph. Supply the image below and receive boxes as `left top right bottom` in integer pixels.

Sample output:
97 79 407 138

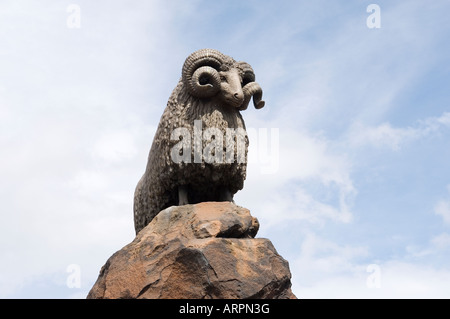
133 49 264 234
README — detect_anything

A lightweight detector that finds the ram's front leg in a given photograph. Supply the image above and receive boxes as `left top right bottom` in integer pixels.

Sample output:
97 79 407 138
178 185 189 206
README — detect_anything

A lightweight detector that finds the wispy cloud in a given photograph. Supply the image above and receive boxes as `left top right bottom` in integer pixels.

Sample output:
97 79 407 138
346 112 450 150
239 126 356 228
295 259 450 298
435 185 450 225
0 0 180 298
293 230 450 298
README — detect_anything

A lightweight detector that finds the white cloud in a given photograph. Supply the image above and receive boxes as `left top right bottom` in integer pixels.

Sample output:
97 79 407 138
92 130 138 163
436 112 450 126
375 261 450 298
406 231 450 258
346 112 450 151
0 0 179 298
247 0 450 299
430 233 450 250
291 231 450 298
347 122 419 150
294 232 368 275
435 201 450 225
434 184 450 225
238 126 356 228
294 260 450 299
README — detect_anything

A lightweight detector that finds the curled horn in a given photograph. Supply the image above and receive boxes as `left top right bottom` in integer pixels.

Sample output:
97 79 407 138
238 62 265 111
242 83 265 110
182 49 226 98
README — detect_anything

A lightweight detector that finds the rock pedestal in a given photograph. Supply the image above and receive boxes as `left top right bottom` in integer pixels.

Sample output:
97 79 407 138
87 202 296 299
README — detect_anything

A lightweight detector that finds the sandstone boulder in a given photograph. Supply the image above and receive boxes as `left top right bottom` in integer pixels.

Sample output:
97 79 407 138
87 202 296 299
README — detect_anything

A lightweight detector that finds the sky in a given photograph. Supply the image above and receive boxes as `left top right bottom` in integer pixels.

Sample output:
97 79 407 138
1 0 450 298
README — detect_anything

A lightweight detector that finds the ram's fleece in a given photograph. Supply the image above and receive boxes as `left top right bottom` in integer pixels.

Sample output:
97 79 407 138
133 49 265 234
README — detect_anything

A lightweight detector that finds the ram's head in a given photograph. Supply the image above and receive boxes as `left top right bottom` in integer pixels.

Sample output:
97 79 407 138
182 48 265 111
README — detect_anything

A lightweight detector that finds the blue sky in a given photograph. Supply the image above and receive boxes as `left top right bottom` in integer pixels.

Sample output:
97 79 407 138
1 0 450 298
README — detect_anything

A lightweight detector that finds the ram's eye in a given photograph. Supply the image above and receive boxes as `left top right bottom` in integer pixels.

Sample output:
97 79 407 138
220 75 227 82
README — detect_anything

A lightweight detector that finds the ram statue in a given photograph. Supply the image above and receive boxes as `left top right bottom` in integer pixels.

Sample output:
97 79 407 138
133 48 265 234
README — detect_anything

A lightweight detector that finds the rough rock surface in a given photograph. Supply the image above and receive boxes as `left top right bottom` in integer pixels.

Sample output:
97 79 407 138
87 202 296 299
